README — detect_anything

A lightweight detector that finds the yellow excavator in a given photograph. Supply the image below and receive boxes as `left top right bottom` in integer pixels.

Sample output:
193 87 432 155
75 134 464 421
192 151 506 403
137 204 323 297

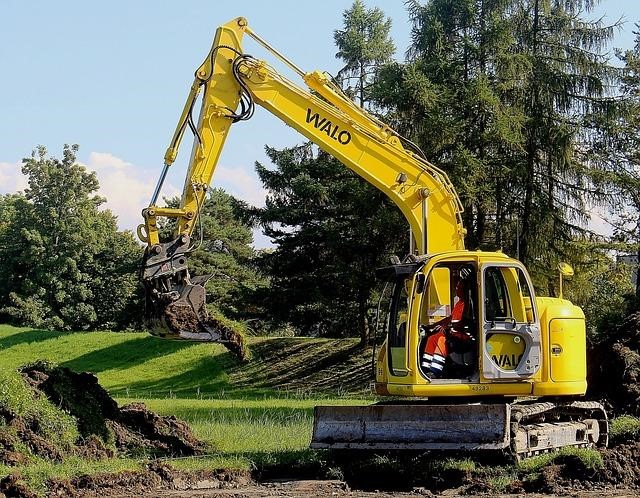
137 17 608 458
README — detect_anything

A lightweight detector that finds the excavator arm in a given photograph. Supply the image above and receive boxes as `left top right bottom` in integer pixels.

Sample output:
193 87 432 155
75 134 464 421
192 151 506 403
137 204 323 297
138 17 465 347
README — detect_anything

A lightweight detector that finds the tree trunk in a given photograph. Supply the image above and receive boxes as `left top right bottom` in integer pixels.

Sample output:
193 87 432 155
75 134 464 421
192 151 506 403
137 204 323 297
358 289 369 347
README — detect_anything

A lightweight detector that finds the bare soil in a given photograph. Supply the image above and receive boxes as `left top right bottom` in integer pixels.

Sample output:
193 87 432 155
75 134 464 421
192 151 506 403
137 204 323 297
4 465 638 498
587 311 640 416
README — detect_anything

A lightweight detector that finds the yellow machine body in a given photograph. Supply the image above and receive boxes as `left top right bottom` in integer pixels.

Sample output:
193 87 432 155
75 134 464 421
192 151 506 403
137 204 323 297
374 251 587 399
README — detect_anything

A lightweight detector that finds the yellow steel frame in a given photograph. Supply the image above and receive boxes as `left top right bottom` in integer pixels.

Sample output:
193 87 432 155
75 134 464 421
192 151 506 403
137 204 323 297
140 17 465 255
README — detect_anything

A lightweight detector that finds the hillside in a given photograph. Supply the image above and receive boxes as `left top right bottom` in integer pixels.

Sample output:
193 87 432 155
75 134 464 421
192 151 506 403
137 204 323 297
0 325 374 398
1 324 640 496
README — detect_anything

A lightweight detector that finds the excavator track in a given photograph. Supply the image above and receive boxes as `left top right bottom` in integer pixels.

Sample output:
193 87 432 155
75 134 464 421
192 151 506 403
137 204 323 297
311 399 608 459
510 400 608 459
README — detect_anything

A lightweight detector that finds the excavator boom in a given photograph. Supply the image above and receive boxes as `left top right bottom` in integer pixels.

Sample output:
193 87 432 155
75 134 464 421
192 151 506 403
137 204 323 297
138 17 464 351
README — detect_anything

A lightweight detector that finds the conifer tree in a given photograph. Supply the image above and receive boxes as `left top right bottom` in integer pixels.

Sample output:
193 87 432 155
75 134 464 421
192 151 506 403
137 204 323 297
252 145 406 342
334 0 395 107
373 0 621 291
508 0 620 273
251 2 404 344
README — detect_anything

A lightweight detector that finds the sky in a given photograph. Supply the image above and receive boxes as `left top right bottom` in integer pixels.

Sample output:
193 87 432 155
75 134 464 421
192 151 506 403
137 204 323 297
1 0 639 246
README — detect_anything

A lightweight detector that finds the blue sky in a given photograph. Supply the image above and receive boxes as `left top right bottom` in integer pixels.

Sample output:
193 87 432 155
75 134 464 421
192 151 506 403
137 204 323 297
1 0 638 246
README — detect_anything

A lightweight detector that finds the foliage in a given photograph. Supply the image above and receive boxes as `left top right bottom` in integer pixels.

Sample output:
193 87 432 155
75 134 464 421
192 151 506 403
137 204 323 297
372 0 622 293
506 0 621 280
333 0 395 106
374 0 524 251
599 25 640 298
0 145 141 330
563 248 634 337
252 144 406 342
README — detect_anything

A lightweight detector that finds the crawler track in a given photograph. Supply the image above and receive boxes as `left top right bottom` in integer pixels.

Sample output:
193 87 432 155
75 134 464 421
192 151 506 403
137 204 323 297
510 400 608 458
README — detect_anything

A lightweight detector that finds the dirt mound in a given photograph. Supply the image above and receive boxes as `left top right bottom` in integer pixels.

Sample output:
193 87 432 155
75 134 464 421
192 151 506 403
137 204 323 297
0 473 37 498
588 311 640 416
47 463 250 497
0 362 206 468
523 442 640 494
108 403 205 457
0 404 64 465
21 362 207 458
600 441 640 487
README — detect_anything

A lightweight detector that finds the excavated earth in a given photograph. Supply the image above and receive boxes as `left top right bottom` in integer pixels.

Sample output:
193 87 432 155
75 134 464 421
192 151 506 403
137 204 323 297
0 362 207 474
587 311 640 417
163 305 248 360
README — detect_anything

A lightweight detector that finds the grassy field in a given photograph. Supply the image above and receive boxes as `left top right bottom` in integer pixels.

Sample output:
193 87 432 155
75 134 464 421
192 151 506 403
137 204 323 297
3 323 638 495
0 324 373 486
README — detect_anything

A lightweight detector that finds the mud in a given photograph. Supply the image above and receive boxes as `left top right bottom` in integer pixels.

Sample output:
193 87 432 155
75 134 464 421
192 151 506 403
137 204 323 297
0 473 37 498
22 362 118 441
109 403 206 457
46 463 251 498
163 304 248 360
39 464 640 498
588 311 640 416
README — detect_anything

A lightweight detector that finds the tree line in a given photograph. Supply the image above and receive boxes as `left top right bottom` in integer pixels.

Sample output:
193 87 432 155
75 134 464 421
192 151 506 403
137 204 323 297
1 0 639 342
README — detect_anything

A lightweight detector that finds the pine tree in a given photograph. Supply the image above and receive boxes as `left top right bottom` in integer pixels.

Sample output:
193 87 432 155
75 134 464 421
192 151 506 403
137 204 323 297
252 144 406 342
607 25 640 297
249 2 404 344
374 0 525 250
373 0 621 292
334 0 395 107
507 0 620 275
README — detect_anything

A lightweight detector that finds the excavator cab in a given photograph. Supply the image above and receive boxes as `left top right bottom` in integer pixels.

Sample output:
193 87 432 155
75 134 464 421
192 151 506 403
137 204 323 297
416 262 478 379
374 251 543 394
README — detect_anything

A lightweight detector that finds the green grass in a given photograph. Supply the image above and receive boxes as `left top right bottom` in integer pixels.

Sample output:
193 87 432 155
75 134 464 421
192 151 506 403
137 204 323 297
0 324 374 491
0 325 373 398
516 446 604 473
126 397 368 456
610 415 640 443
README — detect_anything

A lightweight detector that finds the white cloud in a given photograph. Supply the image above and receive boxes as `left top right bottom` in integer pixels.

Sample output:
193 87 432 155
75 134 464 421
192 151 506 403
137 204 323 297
81 152 180 233
0 162 27 193
214 165 267 207
0 152 273 247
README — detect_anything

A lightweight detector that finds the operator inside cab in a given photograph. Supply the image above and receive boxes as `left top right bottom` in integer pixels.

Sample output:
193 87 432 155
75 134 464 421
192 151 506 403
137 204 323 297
419 265 477 379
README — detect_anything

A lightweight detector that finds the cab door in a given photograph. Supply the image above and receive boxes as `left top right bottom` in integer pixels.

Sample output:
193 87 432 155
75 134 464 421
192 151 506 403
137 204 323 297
386 277 411 378
481 264 541 380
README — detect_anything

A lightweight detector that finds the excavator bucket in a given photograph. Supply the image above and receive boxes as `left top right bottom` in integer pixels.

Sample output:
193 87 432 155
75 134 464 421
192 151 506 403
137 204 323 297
140 236 247 360
311 403 511 451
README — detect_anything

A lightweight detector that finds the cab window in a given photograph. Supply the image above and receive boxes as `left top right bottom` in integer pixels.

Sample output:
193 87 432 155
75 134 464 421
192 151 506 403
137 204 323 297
484 267 511 321
484 266 536 323
387 278 409 375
